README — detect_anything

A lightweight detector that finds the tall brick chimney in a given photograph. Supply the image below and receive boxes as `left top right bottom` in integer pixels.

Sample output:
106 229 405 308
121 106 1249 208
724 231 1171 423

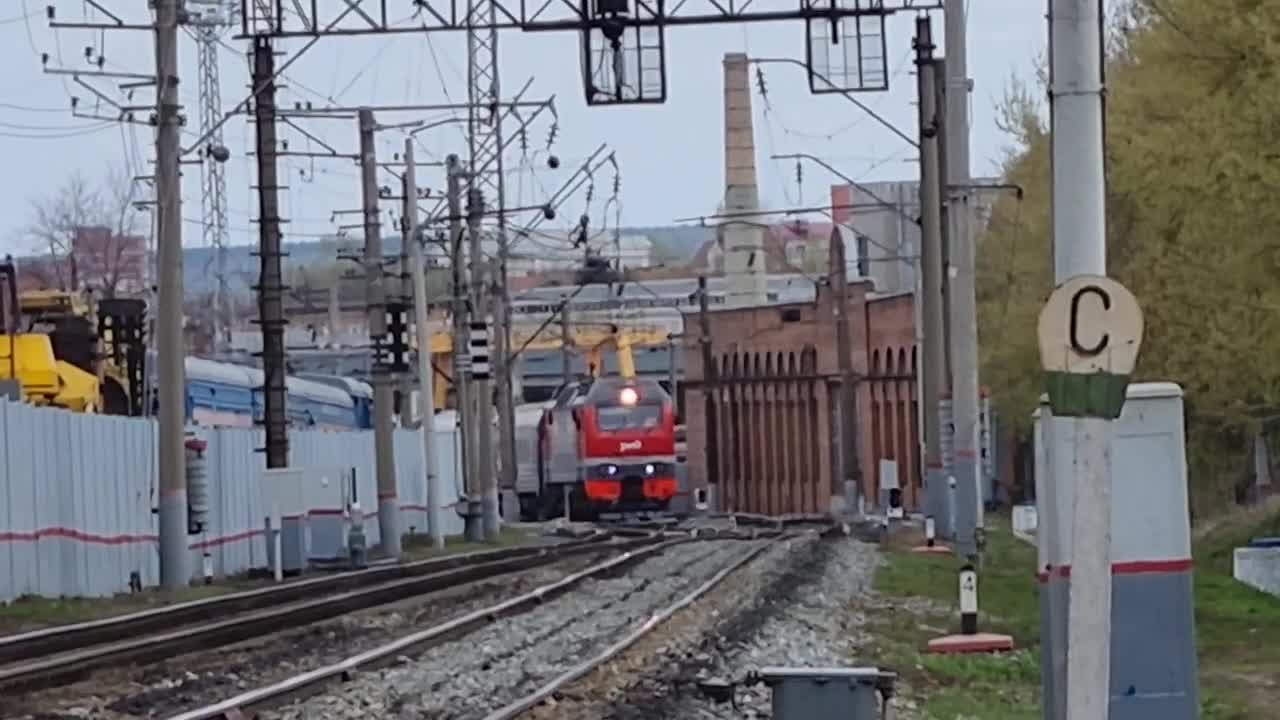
721 52 767 308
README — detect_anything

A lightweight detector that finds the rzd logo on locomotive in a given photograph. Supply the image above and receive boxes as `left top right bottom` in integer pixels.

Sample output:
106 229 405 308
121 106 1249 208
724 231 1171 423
619 440 642 452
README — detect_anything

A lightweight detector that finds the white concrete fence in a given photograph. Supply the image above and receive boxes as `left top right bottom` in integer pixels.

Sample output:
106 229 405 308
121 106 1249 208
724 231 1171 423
0 401 466 602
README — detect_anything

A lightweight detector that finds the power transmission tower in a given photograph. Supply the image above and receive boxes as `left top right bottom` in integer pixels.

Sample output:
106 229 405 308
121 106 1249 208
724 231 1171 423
465 0 510 539
188 1 237 353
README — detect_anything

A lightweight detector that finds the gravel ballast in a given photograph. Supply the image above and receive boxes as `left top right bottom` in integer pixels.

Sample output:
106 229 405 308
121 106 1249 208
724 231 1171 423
523 534 889 720
262 538 768 720
3 551 611 720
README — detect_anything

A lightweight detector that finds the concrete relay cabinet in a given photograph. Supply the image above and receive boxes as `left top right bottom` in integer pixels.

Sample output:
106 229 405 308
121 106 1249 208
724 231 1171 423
1034 381 1199 719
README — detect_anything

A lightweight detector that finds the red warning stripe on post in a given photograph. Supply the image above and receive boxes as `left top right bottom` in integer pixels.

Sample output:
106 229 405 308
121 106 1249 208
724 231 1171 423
1035 558 1194 582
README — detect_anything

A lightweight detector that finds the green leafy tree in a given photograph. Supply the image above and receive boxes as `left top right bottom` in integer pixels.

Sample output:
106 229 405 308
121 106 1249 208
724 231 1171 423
977 0 1280 511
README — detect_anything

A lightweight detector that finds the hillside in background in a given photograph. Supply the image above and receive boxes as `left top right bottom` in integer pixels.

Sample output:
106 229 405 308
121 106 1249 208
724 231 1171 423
177 225 711 298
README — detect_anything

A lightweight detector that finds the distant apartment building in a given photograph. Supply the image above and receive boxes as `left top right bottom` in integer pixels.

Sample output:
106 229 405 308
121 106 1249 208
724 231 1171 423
829 178 1000 296
693 219 863 280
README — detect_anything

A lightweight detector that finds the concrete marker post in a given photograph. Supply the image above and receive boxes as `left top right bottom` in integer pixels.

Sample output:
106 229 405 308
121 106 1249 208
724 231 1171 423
913 514 951 555
959 563 978 635
927 561 1012 655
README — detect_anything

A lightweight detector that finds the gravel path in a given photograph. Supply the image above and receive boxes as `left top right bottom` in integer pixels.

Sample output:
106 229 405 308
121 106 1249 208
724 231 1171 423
263 538 767 720
3 551 612 720
522 534 892 720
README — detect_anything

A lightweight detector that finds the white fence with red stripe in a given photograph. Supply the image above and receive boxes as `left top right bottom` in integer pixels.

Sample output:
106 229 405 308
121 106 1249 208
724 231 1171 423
0 401 466 602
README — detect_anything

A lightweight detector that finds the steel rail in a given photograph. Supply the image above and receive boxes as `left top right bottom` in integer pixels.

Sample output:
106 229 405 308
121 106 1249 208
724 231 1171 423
165 536 696 720
165 532 776 720
0 534 638 695
0 533 610 666
480 536 782 720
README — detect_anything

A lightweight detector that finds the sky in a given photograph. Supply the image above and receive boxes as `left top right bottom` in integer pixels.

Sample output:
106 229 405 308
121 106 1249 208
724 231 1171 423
0 1 1045 257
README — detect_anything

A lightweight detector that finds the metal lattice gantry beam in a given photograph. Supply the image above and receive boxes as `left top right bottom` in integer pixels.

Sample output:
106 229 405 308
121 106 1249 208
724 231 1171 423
188 1 240 351
236 0 938 35
234 0 940 105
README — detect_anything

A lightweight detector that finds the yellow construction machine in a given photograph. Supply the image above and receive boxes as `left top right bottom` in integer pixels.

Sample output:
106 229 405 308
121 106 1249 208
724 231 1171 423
582 324 637 380
416 321 658 410
0 258 148 415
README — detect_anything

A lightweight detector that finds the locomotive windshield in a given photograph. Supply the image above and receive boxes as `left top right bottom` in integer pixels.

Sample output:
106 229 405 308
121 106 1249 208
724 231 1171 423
595 404 662 432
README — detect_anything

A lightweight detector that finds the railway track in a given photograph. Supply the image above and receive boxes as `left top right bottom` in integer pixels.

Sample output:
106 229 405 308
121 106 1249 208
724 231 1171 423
166 531 785 720
0 531 641 697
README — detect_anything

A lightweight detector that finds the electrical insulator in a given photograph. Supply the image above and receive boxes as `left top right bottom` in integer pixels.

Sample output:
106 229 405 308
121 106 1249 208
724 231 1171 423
185 436 209 535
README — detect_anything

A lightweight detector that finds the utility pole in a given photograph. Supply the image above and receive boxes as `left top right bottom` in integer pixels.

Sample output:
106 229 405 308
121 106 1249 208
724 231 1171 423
252 36 289 470
935 56 952 391
944 0 983 558
560 298 573 385
400 165 416 430
830 227 862 512
446 155 475 540
1049 1 1112 718
667 333 679 417
494 283 517 503
466 187 499 540
697 276 720 496
405 139 443 549
155 0 187 590
359 109 400 560
915 17 948 535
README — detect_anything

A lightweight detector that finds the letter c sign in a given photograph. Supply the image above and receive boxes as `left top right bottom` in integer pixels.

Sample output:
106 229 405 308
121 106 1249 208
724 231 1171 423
1069 285 1111 356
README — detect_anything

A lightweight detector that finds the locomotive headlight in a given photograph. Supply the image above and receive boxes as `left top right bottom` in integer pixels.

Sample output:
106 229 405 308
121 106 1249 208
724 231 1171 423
607 464 618 476
645 464 655 475
619 387 638 406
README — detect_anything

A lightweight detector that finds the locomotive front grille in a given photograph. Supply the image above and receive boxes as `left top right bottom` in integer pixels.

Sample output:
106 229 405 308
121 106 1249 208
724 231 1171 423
621 476 646 503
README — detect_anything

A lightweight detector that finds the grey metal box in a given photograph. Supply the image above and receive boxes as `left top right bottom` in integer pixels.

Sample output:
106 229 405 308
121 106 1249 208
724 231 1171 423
760 667 893 720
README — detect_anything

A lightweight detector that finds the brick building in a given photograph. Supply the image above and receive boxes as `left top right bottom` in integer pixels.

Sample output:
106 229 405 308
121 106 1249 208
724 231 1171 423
680 280 921 516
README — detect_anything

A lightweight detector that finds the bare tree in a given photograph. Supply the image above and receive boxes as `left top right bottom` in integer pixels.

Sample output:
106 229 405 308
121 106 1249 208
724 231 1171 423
26 171 102 290
25 167 146 296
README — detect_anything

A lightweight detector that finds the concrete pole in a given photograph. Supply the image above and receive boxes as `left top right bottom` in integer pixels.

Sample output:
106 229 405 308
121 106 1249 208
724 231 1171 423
446 156 474 526
466 186 493 541
697 276 721 494
493 277 516 511
488 42 518 521
1050 1 1111 718
399 177 414 429
359 109 400 560
155 0 188 590
405 139 443 549
944 0 984 559
251 37 288 469
915 19 948 534
560 299 573 386
667 333 679 415
935 57 952 389
830 228 862 513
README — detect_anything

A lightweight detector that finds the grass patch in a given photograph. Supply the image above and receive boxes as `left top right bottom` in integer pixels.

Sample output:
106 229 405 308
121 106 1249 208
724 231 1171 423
1 527 542 635
401 525 537 560
865 511 1280 720
864 518 1041 719
1191 510 1280 720
0 584 240 635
